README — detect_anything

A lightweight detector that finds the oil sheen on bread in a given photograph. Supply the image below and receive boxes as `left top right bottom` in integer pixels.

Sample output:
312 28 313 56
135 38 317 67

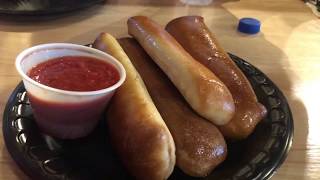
93 33 176 180
166 16 267 140
127 16 235 126
118 38 227 177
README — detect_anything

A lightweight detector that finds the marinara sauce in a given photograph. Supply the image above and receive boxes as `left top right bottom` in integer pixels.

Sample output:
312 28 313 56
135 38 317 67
26 56 120 139
28 56 120 91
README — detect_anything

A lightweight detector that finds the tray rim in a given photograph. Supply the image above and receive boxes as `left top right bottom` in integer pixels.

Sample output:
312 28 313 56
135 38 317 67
0 0 104 16
2 53 294 180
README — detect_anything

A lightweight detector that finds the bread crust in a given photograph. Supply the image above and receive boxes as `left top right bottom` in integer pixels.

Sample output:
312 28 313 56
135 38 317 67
118 38 227 177
127 16 235 126
166 16 267 140
93 33 176 180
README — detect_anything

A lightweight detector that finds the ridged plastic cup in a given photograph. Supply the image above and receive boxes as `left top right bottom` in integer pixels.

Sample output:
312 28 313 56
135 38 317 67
15 43 126 139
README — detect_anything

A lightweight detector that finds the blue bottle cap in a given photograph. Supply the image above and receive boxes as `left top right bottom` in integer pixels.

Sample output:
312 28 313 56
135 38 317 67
238 18 261 34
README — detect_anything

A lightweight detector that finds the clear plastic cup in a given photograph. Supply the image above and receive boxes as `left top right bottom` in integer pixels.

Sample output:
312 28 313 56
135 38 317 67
15 43 126 139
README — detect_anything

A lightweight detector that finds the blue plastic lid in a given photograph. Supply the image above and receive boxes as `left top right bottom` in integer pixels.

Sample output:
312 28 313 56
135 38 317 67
238 18 261 34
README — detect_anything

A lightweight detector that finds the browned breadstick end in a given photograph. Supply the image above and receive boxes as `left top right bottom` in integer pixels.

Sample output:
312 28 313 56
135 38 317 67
118 38 227 177
166 16 267 140
93 33 175 180
127 16 235 126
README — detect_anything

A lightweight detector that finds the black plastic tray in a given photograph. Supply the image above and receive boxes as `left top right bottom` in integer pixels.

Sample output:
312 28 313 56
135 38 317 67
2 53 294 180
0 0 104 15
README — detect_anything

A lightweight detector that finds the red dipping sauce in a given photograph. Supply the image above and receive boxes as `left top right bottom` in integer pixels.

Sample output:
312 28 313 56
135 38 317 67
28 56 120 91
26 55 122 139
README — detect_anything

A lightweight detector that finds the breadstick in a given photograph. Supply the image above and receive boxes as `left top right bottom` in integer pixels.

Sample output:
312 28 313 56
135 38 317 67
128 16 235 126
166 16 267 140
118 37 227 177
93 33 175 180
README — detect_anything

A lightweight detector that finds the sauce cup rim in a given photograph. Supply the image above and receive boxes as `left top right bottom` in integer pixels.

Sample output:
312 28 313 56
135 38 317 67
15 43 126 96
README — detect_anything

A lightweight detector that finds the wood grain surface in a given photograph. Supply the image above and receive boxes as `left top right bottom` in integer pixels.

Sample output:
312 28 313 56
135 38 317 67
0 0 319 179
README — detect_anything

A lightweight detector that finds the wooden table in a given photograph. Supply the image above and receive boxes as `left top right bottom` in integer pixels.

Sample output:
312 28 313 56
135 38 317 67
0 0 319 179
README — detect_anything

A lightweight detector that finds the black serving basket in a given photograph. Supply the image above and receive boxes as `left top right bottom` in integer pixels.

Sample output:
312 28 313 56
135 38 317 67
3 53 293 180
0 0 105 15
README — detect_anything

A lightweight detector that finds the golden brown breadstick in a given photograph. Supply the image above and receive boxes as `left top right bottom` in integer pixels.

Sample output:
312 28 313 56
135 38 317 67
118 38 227 177
127 16 235 126
93 33 175 180
166 16 267 140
